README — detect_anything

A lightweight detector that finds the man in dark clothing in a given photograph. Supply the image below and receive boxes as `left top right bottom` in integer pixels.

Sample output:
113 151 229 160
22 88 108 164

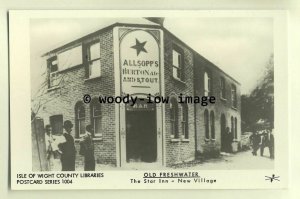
79 125 95 171
59 120 76 171
250 131 261 156
224 127 233 153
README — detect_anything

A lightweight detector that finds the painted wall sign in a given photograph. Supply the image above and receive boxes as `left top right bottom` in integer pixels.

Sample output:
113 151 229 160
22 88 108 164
125 99 156 111
119 29 161 96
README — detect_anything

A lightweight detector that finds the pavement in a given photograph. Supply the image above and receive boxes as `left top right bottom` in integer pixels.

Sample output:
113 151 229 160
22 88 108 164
172 150 274 170
74 149 274 170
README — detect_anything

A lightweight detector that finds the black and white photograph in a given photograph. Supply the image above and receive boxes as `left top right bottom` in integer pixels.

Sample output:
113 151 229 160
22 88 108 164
9 10 288 190
30 17 274 171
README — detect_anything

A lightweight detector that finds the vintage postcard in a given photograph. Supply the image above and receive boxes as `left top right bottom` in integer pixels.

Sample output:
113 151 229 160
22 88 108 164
9 10 288 190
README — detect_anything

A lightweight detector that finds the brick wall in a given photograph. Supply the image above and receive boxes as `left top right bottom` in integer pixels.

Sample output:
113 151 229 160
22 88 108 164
36 23 242 169
163 33 196 166
38 29 117 168
194 55 241 156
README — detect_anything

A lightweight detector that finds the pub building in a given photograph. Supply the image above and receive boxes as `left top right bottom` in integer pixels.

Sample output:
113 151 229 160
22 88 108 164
38 19 241 169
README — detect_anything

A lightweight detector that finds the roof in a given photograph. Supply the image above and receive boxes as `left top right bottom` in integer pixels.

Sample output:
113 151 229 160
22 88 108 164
42 22 240 85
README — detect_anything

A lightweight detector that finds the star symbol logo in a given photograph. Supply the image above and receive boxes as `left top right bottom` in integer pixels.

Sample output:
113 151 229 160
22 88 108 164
131 38 147 56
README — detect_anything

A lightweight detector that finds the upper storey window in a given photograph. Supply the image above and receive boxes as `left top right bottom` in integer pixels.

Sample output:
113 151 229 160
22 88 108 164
204 72 211 96
172 47 184 81
231 84 237 108
220 77 226 99
87 41 101 78
57 45 83 71
47 56 59 88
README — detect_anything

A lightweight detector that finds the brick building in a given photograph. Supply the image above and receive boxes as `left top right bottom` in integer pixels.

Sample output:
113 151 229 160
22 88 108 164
37 21 241 169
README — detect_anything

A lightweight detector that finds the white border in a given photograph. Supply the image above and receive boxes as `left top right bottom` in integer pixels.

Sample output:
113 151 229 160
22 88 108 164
9 10 288 190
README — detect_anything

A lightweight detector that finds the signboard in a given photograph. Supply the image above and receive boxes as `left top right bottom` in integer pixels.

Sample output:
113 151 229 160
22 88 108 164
125 99 156 111
119 29 161 96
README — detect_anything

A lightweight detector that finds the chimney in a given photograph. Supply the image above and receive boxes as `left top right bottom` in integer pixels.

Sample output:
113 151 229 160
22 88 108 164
145 17 165 26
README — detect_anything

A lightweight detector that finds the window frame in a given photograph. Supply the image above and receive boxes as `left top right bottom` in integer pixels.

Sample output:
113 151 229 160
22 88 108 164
90 99 102 138
204 72 212 96
231 84 237 108
210 111 215 140
47 56 59 88
234 117 238 140
181 104 189 139
49 114 63 135
75 102 86 138
204 109 209 140
172 46 184 81
231 116 234 140
87 40 101 79
220 77 226 99
170 98 179 139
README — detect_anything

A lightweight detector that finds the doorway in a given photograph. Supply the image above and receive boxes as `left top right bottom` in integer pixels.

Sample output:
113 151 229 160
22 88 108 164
220 114 226 152
125 109 157 163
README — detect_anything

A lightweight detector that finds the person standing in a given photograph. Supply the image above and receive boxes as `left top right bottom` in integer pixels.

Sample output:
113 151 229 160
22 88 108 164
260 130 268 157
45 125 54 170
224 127 233 153
45 125 64 171
79 125 95 171
59 120 76 171
261 129 274 159
269 129 275 159
250 131 260 156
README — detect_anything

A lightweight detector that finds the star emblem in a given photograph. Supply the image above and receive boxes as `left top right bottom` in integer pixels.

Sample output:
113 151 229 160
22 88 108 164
131 38 147 56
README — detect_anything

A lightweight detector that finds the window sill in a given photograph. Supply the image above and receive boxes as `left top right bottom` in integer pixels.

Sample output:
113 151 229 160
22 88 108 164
172 77 186 85
84 76 102 82
170 138 180 143
92 137 103 141
75 137 103 142
181 138 190 142
47 86 60 92
220 97 227 102
205 138 216 142
233 139 239 142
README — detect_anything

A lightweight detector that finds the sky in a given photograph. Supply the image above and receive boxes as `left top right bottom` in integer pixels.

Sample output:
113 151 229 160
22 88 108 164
30 17 273 96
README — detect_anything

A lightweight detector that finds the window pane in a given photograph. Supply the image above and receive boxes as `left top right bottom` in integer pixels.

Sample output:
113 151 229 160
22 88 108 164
210 112 215 139
94 118 101 136
78 106 85 119
173 67 178 78
58 45 82 70
177 54 182 68
50 72 60 87
204 111 209 139
172 50 179 67
89 42 100 60
79 120 85 135
50 115 63 135
93 105 101 117
89 60 101 77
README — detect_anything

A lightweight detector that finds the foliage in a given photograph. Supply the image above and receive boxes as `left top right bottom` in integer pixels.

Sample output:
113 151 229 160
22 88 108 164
241 54 274 132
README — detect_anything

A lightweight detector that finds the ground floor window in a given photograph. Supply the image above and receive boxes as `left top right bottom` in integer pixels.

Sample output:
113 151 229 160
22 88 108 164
210 111 215 139
49 115 63 135
204 109 209 139
75 102 86 138
91 99 102 137
170 98 179 139
181 104 188 139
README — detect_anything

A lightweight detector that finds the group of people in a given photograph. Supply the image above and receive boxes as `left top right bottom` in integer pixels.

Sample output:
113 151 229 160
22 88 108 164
249 129 274 159
45 120 96 171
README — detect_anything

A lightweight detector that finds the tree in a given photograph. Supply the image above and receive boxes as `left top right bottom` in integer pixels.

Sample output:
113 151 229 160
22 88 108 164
241 54 274 132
